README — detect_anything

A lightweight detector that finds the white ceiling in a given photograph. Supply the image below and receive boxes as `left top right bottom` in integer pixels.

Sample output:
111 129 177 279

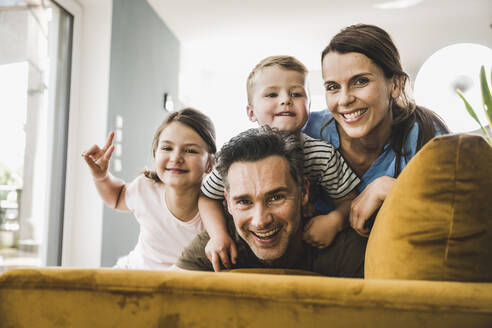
147 0 492 77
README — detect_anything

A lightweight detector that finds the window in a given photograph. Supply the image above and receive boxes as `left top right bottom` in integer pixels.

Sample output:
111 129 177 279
414 43 492 133
0 0 73 270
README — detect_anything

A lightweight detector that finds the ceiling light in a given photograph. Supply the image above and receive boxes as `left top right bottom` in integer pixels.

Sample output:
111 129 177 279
373 0 424 9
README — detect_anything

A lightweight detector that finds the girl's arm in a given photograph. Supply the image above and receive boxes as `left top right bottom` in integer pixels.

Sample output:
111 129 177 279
198 194 237 271
349 176 394 237
81 131 130 212
92 173 130 212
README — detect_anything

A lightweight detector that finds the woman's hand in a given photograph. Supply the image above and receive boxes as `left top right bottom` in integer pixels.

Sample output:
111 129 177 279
81 131 115 180
349 176 395 237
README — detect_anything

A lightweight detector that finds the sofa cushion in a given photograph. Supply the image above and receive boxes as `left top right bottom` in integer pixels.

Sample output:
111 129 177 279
365 134 492 281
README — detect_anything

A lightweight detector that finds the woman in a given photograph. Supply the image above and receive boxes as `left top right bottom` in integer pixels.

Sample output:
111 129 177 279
303 24 448 237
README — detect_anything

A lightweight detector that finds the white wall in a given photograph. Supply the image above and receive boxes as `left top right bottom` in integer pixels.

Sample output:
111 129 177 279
61 0 112 267
179 44 326 149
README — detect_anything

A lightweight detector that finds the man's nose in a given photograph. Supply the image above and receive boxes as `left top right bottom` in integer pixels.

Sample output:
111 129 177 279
251 203 273 229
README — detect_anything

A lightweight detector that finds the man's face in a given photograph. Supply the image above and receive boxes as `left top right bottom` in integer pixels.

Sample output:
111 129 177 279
247 66 310 133
225 155 309 262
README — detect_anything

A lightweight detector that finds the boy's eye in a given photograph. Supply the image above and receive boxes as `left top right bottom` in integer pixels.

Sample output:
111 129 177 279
265 93 278 98
291 92 304 98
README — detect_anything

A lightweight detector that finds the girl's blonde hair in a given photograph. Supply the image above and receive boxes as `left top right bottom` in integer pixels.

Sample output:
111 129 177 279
144 107 216 182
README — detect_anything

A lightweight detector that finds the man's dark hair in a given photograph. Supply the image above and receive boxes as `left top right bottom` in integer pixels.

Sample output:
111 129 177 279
216 126 304 190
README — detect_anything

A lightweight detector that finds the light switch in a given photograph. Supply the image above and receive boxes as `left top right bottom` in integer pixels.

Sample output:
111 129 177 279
113 159 122 172
115 115 123 128
115 129 123 142
115 143 122 157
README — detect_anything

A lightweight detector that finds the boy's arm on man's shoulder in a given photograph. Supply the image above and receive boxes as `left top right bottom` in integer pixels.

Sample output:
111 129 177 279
175 231 214 271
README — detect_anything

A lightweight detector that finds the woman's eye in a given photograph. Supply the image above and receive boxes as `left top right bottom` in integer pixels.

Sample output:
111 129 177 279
354 77 369 86
185 149 199 154
325 83 339 91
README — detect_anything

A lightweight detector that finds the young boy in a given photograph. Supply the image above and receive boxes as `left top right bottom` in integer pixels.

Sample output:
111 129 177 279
199 56 360 271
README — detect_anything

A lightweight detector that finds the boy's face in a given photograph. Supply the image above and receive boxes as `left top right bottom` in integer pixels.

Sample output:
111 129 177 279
247 66 310 132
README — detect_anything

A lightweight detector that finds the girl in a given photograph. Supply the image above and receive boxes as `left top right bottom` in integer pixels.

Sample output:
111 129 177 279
82 108 216 269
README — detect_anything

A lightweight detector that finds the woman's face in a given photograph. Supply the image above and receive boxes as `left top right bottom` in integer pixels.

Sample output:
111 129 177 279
322 51 399 140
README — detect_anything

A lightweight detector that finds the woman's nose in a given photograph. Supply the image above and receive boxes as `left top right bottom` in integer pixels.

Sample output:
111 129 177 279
338 89 355 106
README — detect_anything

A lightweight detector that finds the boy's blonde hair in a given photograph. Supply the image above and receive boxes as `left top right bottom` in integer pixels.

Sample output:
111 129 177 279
246 56 308 106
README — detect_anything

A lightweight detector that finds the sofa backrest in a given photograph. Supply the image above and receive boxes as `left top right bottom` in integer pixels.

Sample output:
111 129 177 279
366 134 492 281
1 268 492 327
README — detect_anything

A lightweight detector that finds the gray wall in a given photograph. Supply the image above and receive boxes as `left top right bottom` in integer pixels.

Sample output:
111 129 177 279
101 0 180 267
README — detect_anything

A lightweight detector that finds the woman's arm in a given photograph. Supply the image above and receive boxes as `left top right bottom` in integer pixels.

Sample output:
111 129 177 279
349 176 395 237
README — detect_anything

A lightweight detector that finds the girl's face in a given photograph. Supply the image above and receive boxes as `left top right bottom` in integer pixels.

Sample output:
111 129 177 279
155 121 213 190
322 52 400 140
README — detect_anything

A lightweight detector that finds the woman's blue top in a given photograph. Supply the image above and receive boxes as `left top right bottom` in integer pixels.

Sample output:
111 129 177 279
303 109 423 193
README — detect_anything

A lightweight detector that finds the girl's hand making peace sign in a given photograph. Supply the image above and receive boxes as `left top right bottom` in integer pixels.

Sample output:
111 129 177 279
81 131 116 181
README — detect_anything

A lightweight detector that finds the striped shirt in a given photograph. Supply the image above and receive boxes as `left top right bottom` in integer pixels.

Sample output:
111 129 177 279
201 133 360 200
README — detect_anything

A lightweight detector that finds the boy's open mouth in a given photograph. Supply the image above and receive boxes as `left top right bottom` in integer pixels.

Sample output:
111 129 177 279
276 111 296 117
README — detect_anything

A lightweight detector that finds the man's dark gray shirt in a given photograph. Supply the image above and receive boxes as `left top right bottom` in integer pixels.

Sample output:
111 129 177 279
176 220 367 278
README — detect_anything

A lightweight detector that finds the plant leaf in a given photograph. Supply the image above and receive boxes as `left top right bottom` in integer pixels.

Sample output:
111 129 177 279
457 89 489 137
481 66 492 128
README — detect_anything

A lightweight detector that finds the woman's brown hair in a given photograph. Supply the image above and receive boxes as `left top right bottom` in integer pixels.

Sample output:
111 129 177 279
144 107 216 182
321 24 448 176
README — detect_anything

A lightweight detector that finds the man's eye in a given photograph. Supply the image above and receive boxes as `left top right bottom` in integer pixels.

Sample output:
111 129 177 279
237 199 252 206
269 194 284 203
265 93 278 98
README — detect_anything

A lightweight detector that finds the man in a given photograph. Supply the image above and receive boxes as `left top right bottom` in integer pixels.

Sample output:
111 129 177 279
176 126 366 277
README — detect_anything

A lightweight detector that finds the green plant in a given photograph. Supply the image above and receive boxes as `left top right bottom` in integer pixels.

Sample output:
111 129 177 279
456 65 492 145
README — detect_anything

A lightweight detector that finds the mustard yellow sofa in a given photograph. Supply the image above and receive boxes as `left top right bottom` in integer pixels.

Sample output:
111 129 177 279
1 134 491 328
1 267 492 328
